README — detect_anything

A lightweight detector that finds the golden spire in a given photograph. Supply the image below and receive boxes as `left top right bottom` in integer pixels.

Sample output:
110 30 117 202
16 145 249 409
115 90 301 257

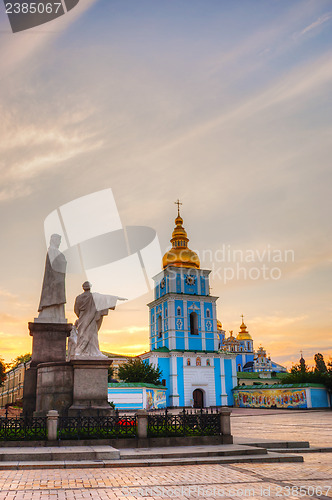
236 314 252 340
162 202 200 270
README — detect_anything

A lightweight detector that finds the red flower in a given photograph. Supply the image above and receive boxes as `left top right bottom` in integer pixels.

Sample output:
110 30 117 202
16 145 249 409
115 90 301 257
118 419 135 426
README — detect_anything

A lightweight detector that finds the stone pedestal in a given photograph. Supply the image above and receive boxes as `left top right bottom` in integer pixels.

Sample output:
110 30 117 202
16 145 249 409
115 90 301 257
34 362 74 416
29 321 72 367
23 367 37 415
23 321 72 414
69 358 113 416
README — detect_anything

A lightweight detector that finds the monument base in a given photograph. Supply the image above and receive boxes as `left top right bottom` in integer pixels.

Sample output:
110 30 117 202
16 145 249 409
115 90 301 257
28 321 72 366
68 358 113 417
23 321 72 415
23 367 37 415
34 362 74 416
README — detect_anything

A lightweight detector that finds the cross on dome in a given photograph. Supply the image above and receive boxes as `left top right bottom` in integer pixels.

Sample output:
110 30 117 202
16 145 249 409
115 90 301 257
174 199 182 216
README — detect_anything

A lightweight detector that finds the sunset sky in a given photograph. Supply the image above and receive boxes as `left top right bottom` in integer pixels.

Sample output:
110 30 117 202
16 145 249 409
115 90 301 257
0 0 331 369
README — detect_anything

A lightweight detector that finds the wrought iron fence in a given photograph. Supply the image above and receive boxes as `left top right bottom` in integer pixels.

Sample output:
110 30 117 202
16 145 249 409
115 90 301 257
147 408 221 437
0 408 222 441
58 413 137 440
0 412 47 441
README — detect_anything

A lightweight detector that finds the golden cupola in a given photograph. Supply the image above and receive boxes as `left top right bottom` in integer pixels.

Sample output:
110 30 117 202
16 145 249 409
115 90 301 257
237 316 252 340
162 202 200 270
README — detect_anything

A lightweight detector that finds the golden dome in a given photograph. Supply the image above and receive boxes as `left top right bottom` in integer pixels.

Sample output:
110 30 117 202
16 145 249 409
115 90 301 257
217 320 222 331
236 319 252 340
162 206 200 270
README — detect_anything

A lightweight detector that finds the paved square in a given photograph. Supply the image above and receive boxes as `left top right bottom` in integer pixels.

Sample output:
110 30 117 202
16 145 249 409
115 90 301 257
0 410 331 500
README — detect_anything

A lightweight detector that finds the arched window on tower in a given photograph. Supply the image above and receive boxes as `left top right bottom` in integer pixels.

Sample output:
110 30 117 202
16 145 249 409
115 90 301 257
177 307 181 316
206 309 210 318
157 316 162 338
189 312 198 335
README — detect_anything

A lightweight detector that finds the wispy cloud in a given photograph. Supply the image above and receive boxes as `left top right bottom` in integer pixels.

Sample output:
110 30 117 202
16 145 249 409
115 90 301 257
102 327 148 336
100 342 149 356
0 108 103 202
115 344 149 353
208 1 323 74
149 49 332 158
0 314 22 324
0 0 99 76
0 289 17 300
297 12 332 38
250 315 309 328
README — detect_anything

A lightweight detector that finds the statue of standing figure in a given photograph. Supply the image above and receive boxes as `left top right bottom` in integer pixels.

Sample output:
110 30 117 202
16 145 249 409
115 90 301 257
71 281 126 359
37 233 67 323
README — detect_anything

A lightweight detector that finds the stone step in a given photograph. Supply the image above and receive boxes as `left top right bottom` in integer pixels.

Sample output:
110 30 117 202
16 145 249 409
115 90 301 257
0 446 120 462
120 444 267 460
0 452 303 470
236 438 310 449
269 447 332 454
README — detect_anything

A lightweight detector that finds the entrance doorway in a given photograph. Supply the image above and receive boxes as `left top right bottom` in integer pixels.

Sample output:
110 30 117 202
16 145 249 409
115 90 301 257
193 388 204 408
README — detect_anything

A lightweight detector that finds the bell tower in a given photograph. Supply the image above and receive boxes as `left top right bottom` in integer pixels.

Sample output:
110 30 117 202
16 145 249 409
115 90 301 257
148 202 219 353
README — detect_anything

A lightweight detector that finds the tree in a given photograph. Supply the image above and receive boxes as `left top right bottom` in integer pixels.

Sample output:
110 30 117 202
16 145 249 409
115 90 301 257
108 366 114 383
10 353 31 369
282 353 332 392
314 353 327 373
118 358 162 385
327 357 332 374
0 358 6 387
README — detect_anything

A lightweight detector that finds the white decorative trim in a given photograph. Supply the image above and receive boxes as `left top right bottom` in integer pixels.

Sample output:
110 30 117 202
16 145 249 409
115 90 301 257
305 388 312 408
231 357 237 390
188 303 200 311
200 302 206 351
170 355 178 402
183 300 189 350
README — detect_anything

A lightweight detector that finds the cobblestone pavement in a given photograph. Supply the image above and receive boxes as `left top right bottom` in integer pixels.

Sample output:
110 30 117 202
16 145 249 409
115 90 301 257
231 409 332 448
0 410 331 500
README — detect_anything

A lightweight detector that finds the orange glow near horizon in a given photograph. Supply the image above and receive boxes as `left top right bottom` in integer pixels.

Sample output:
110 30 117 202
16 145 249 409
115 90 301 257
1 316 330 372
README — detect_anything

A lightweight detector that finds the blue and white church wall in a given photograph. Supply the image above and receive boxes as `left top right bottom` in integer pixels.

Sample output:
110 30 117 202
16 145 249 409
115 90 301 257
141 351 237 407
108 383 167 410
236 353 255 372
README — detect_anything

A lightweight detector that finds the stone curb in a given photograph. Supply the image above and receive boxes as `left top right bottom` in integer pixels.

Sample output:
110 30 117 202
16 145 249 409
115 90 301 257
0 453 303 470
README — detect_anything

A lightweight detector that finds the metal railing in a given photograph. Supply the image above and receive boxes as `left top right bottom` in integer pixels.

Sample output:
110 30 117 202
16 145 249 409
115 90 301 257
0 407 228 441
147 408 221 437
58 412 137 440
0 411 47 441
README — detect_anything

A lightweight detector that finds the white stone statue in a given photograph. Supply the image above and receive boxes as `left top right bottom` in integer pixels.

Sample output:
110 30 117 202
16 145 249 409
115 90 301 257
67 321 78 361
73 281 126 359
36 234 67 323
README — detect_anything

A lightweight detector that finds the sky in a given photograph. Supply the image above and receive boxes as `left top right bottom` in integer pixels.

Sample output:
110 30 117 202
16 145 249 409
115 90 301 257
0 0 331 369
